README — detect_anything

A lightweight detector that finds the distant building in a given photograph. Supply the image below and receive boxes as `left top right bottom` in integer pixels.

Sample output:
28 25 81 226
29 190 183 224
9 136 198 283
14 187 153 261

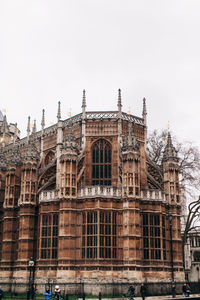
0 90 184 293
184 230 200 281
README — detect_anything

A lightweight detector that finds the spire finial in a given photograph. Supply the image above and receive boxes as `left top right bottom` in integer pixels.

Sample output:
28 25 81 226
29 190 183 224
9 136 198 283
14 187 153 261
27 116 30 140
2 115 8 133
167 131 172 147
167 121 170 131
118 89 122 112
57 101 61 121
82 89 86 119
13 123 18 144
162 130 178 162
41 109 45 131
32 119 37 134
142 97 147 125
82 89 86 108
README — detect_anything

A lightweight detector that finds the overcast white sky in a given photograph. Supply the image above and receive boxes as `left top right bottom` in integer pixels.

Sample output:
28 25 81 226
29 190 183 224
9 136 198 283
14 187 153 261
0 0 200 148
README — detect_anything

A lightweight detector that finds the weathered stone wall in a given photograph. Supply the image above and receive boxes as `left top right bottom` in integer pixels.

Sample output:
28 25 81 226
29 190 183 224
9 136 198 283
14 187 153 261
0 279 199 296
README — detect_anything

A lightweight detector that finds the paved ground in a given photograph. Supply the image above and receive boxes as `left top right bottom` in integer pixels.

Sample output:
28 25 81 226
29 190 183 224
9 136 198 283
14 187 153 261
127 296 200 300
91 296 200 300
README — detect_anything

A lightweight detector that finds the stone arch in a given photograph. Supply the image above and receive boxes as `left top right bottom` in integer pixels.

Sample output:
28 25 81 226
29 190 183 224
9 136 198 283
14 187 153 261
44 151 55 166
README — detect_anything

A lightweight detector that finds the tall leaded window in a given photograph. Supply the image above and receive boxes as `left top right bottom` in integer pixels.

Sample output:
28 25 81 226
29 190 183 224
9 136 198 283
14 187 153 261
92 139 112 185
40 214 58 259
82 211 117 259
143 214 166 260
100 211 117 259
82 211 97 259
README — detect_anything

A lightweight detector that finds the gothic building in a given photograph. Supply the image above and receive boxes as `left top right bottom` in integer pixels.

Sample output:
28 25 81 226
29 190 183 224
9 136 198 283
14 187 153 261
0 91 184 293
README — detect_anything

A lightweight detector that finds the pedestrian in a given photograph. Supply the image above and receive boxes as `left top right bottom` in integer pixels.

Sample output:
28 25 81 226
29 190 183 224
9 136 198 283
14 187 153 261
182 283 187 297
140 283 146 300
172 281 176 298
128 285 135 300
186 283 191 297
54 285 63 300
43 287 52 300
0 288 3 300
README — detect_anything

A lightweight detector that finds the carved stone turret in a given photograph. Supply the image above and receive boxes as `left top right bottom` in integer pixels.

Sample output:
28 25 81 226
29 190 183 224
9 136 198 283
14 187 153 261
19 140 39 205
121 122 140 197
4 143 21 208
60 123 79 198
17 139 39 263
162 132 180 204
1 143 21 271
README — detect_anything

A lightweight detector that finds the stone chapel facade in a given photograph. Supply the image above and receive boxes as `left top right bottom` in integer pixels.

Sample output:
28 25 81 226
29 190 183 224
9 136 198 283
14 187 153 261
0 91 184 292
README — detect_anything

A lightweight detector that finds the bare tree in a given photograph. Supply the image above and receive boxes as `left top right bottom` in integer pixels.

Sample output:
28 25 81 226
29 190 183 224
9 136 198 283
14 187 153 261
182 196 200 272
147 129 200 197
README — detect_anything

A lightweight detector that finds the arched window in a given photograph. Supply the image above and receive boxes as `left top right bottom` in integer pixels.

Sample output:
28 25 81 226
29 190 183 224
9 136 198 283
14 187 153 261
92 139 111 185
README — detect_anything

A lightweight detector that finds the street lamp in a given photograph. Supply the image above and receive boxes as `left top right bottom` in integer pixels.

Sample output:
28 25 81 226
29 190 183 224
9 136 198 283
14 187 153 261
169 213 174 282
27 257 35 300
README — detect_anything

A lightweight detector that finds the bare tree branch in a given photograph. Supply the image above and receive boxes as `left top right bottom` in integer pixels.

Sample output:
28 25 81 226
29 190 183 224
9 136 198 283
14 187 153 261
147 130 200 197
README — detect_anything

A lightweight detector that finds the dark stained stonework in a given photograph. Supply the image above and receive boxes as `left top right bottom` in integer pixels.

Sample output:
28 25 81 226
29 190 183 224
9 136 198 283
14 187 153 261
0 94 184 293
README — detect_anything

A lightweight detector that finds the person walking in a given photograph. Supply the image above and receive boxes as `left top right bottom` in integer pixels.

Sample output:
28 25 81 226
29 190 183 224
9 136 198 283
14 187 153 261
128 285 135 300
172 281 176 298
182 283 187 297
43 287 52 300
53 285 64 300
140 283 146 300
186 283 191 297
0 288 3 300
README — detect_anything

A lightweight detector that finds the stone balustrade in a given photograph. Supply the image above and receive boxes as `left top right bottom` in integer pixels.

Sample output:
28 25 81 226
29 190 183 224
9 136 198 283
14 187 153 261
78 186 122 198
39 190 59 202
39 188 165 202
140 189 166 202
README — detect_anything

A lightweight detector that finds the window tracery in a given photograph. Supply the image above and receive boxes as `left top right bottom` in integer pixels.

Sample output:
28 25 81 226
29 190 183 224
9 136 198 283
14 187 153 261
143 214 166 260
92 139 111 185
40 214 58 259
82 211 117 259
